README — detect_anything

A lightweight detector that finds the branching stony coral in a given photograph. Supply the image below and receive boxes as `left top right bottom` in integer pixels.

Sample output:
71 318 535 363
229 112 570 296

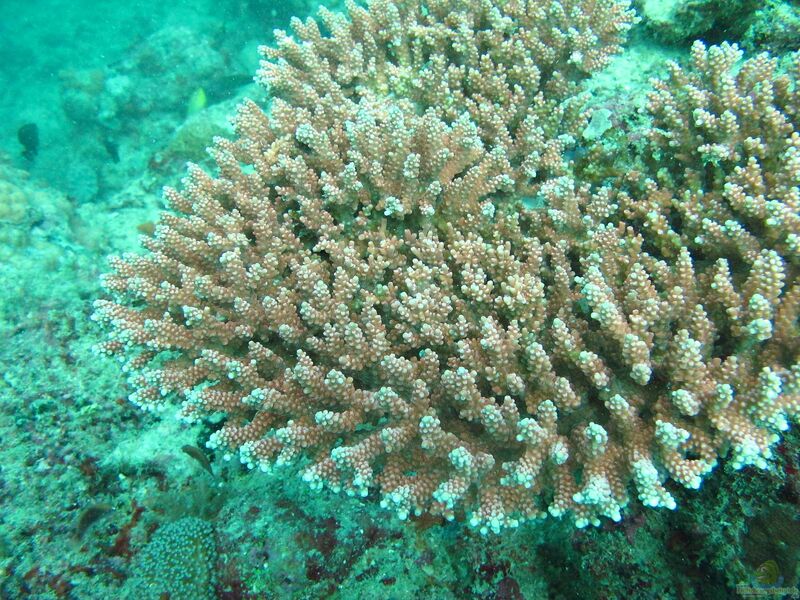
93 0 798 534
618 40 800 469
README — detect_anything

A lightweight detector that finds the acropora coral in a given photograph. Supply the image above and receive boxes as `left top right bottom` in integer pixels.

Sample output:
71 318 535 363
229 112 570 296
94 0 799 534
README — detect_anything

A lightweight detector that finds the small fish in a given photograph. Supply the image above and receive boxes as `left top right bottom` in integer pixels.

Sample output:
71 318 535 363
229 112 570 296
102 137 120 163
74 503 112 540
17 123 39 161
187 87 207 117
182 444 214 476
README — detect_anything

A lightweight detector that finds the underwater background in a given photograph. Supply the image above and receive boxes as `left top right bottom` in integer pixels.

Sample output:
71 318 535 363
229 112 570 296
1 0 799 598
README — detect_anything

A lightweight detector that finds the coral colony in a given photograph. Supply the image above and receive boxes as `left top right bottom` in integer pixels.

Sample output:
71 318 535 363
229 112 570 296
94 0 799 534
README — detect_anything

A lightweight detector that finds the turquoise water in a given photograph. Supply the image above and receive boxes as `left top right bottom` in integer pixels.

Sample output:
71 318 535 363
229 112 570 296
1 1 799 598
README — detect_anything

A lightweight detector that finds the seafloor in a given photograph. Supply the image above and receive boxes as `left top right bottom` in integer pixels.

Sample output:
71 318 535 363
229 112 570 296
0 0 799 598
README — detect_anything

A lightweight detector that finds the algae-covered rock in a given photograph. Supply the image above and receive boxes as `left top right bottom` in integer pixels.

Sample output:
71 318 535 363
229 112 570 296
636 0 758 45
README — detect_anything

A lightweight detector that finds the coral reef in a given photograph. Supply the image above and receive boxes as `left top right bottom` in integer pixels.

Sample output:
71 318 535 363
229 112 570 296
94 0 798 536
128 517 217 600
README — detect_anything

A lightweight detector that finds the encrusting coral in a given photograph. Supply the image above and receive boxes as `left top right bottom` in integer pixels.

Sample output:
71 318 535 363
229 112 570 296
93 0 799 533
